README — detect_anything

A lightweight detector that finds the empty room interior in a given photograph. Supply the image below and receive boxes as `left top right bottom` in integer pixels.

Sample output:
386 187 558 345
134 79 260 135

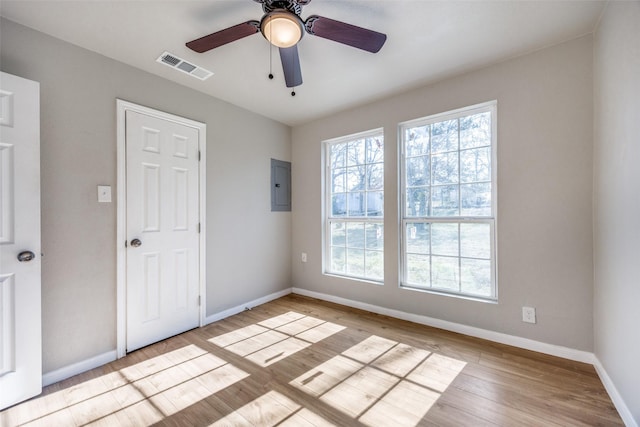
0 0 638 426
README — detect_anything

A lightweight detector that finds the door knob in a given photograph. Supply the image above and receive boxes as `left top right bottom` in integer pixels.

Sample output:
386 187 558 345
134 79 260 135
17 251 36 262
130 239 142 248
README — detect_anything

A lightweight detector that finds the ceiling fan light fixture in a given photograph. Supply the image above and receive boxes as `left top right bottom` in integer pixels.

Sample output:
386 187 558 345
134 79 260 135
261 10 303 48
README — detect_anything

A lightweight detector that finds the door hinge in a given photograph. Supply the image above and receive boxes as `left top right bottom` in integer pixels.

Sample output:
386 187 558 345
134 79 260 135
125 240 128 248
198 295 201 306
197 223 201 233
198 150 201 161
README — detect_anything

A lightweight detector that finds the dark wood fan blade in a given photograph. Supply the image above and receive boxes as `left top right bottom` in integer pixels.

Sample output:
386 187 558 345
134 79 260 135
305 15 386 53
279 46 303 88
186 21 260 53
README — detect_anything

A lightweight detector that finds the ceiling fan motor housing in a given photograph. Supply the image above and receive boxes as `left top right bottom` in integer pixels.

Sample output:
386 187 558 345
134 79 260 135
256 0 306 16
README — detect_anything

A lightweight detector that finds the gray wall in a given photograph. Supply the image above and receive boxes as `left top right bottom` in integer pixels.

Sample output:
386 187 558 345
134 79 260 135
292 36 594 351
594 2 640 423
0 18 292 374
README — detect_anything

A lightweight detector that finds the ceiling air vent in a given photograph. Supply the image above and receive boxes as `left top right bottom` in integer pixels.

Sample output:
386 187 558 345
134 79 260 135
156 51 213 81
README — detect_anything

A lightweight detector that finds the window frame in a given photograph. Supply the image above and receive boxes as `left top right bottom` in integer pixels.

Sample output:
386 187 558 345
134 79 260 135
399 101 498 301
323 128 385 284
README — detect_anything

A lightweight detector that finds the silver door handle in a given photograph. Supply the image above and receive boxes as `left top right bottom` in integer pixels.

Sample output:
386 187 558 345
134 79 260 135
17 251 36 262
130 239 142 248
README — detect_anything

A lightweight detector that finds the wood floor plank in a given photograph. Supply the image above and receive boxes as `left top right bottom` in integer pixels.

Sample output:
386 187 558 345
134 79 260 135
1 294 623 426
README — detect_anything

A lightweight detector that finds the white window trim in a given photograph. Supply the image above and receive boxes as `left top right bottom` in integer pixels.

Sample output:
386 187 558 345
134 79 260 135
398 101 498 301
323 128 384 284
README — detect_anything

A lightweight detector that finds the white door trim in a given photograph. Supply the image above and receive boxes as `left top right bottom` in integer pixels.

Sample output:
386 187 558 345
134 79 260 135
116 99 206 358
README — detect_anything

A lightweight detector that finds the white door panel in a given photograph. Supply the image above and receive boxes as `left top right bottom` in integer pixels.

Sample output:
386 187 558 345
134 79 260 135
0 72 41 409
125 110 200 352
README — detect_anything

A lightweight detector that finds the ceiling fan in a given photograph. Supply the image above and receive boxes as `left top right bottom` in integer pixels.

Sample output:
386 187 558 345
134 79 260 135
186 0 387 89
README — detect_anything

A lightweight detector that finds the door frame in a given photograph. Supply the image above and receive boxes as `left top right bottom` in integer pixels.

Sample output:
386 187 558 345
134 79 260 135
115 99 206 358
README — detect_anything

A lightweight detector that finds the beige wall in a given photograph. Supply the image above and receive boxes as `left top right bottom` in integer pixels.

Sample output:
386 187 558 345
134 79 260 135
292 36 594 351
0 18 292 373
594 1 640 423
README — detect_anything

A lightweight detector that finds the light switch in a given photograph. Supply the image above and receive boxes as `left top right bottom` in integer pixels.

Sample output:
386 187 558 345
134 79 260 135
98 185 112 203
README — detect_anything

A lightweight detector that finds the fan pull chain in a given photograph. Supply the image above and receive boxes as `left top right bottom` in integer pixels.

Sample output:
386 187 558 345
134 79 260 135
268 24 274 80
268 46 274 80
291 61 297 96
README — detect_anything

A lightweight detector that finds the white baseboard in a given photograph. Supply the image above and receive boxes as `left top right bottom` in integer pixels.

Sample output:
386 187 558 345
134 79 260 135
593 357 637 427
204 288 293 325
294 287 635 424
40 287 635 425
42 350 117 387
40 289 293 388
292 287 595 364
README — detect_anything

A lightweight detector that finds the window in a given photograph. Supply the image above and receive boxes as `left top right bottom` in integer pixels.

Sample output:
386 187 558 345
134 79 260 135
400 102 497 300
325 129 384 282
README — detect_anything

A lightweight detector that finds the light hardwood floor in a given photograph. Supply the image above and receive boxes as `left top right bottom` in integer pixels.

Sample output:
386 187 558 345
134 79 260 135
1 294 623 426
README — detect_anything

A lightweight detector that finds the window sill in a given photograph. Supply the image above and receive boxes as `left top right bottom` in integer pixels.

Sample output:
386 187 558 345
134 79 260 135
399 283 498 304
323 272 384 287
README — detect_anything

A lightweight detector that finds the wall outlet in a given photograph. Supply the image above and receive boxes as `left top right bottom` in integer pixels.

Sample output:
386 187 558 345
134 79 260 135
522 306 536 324
97 185 112 203
301 252 307 263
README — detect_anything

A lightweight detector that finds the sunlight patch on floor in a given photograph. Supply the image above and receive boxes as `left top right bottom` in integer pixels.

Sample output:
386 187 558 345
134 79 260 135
5 311 468 427
9 345 248 426
209 311 345 367
290 335 467 427
209 390 334 427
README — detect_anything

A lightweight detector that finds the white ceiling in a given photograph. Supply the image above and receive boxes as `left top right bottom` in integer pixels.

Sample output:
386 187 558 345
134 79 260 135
0 0 605 126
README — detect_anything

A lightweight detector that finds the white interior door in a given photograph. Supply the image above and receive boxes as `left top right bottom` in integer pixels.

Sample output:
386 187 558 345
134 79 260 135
0 72 41 409
125 109 201 352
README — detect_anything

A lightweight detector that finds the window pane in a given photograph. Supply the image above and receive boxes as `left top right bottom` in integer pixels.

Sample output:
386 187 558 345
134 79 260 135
331 222 346 246
406 156 430 187
460 223 490 259
406 187 430 218
431 185 459 217
460 112 491 149
366 137 384 163
348 139 365 166
431 256 459 291
347 193 365 216
332 168 346 193
347 166 364 191
432 152 459 185
406 254 430 286
331 194 346 217
365 223 384 249
405 222 429 254
431 119 458 153
367 163 383 190
431 223 458 256
461 258 491 296
331 246 346 273
460 183 491 216
460 147 491 183
365 250 384 281
330 143 346 168
346 222 365 249
346 248 365 276
405 126 430 157
367 191 383 217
